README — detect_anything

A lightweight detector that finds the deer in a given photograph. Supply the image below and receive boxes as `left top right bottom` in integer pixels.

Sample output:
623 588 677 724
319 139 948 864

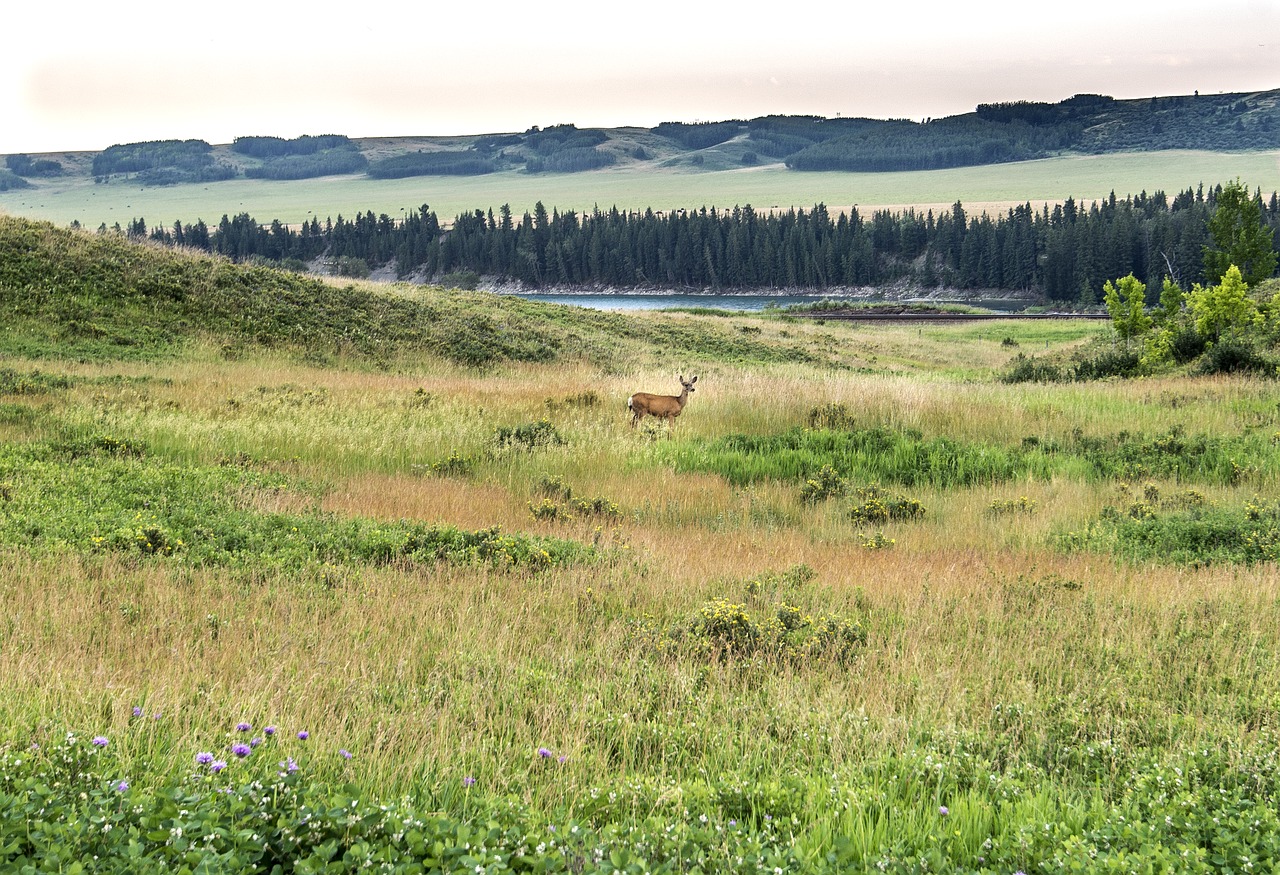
627 374 698 429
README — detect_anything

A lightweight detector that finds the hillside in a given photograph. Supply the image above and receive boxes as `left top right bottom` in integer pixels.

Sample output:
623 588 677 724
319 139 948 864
5 89 1279 189
0 215 834 369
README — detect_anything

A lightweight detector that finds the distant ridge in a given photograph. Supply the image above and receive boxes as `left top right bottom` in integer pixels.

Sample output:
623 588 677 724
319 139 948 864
6 88 1279 185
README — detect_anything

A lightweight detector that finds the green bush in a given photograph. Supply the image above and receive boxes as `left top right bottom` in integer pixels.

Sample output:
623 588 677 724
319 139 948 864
1000 353 1064 383
1060 496 1280 565
1070 348 1144 380
1196 339 1277 376
495 420 565 450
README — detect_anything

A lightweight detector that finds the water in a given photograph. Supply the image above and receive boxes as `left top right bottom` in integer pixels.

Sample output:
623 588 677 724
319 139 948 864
504 292 1034 312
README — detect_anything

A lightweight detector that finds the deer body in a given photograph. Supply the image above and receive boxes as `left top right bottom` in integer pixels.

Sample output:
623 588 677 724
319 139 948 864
628 375 697 428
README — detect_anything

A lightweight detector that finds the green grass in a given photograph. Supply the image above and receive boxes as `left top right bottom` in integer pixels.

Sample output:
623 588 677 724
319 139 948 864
3 149 1277 229
0 436 598 571
4 222 1280 872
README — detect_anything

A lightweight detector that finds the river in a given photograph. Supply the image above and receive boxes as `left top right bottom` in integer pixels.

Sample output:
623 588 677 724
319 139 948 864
503 292 1036 312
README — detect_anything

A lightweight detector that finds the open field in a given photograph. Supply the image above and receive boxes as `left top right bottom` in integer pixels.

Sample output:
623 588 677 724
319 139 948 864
4 220 1280 871
3 148 1279 229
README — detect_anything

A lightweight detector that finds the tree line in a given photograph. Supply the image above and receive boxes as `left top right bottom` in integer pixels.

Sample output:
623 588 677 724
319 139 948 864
123 183 1280 302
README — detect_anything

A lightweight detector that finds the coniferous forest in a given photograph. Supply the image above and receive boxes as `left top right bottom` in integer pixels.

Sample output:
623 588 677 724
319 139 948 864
127 184 1280 302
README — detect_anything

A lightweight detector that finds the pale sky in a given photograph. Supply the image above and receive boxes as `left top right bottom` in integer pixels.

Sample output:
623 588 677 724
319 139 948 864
3 0 1277 155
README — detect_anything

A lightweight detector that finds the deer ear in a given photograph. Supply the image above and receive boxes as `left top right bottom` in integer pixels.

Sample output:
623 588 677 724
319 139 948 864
691 375 698 383
678 374 684 381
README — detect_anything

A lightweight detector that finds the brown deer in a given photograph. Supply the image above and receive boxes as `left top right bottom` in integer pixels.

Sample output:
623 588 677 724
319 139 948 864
627 374 698 429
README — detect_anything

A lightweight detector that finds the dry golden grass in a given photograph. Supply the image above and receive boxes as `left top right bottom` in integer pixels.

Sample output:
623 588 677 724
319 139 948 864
4 319 1280 802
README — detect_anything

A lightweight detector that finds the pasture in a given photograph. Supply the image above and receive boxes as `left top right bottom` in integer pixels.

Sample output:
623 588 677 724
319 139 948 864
3 148 1279 229
3 219 1280 871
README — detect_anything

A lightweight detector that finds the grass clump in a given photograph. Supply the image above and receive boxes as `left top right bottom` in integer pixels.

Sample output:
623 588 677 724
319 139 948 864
1060 495 1280 565
1072 426 1263 485
673 426 1050 488
529 477 622 523
988 495 1039 516
0 437 596 571
0 367 77 395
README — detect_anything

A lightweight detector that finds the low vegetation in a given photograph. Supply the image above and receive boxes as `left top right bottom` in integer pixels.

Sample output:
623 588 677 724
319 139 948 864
2 217 1280 872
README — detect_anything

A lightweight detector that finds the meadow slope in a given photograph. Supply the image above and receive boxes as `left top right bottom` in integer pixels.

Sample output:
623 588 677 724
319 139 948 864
3 148 1279 230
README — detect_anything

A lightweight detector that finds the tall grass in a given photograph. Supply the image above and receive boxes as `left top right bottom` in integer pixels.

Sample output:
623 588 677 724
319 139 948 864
4 301 1280 869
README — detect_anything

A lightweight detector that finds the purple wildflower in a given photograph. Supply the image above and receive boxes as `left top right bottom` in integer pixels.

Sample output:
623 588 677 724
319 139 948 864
263 726 276 737
196 752 214 765
91 736 108 748
115 780 129 792
557 755 567 764
339 749 352 760
236 722 251 732
250 737 262 748
462 775 476 787
297 730 309 741
210 760 227 773
537 747 552 758
231 743 251 758
939 806 949 816
279 757 299 774
132 706 143 718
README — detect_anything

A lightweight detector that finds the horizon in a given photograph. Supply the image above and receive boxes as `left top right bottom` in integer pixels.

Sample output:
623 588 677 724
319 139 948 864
4 0 1278 155
7 84 1279 157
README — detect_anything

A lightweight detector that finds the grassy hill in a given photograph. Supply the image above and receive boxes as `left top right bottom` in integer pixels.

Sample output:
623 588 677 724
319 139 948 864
0 215 846 370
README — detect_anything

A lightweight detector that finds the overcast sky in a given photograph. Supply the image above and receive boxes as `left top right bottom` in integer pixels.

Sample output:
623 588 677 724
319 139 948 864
3 0 1277 155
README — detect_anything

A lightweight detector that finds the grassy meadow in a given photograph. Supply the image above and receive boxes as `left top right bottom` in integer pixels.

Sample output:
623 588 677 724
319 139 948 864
3 148 1279 229
4 217 1280 871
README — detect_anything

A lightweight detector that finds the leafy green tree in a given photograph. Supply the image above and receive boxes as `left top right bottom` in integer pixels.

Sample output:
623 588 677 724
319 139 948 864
1156 277 1184 322
1103 273 1151 343
1203 179 1278 285
1188 265 1258 341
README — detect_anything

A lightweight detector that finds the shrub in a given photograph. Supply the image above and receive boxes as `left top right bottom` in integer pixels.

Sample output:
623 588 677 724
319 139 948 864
847 484 926 524
332 256 370 279
807 402 859 430
426 450 474 477
1001 353 1063 383
799 464 846 504
439 270 480 290
1166 323 1209 363
988 496 1039 515
663 597 867 665
495 420 564 450
1196 339 1277 376
1070 348 1143 380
